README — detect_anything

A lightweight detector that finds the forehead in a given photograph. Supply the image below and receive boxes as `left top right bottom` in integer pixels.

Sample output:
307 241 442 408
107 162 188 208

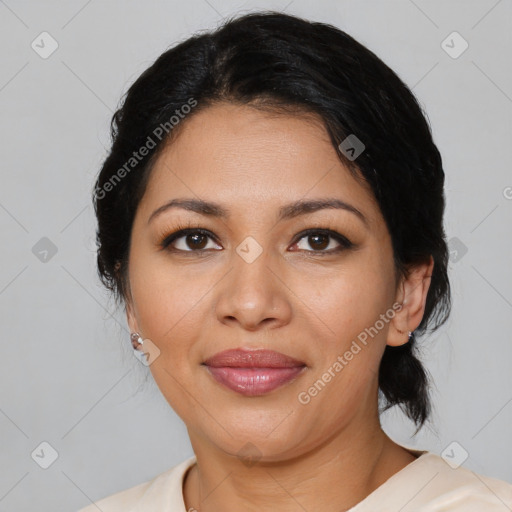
138 102 379 224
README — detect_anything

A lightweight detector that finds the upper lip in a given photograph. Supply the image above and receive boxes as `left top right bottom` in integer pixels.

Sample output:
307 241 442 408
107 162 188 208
203 348 306 368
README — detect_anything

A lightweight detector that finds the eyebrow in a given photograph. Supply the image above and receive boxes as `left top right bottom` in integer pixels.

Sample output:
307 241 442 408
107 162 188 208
147 197 368 226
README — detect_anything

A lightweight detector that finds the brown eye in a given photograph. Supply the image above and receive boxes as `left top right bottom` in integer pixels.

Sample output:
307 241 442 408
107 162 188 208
184 232 208 250
306 233 329 251
161 229 222 252
292 229 353 254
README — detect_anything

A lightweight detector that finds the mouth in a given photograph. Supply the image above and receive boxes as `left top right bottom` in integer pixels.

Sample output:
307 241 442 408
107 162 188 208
202 348 307 396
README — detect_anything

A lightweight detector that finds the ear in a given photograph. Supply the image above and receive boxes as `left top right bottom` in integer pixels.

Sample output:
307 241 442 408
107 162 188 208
125 299 141 342
388 256 434 347
126 300 137 330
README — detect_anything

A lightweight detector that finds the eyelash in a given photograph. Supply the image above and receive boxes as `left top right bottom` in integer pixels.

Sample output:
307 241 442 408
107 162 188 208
158 221 354 256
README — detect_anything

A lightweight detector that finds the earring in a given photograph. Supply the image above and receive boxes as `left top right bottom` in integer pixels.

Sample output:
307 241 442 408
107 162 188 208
396 328 413 341
130 332 144 350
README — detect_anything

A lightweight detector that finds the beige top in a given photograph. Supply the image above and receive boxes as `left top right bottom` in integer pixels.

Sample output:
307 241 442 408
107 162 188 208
77 449 512 511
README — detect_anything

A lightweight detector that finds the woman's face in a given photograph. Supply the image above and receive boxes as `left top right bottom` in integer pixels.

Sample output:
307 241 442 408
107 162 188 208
126 102 413 461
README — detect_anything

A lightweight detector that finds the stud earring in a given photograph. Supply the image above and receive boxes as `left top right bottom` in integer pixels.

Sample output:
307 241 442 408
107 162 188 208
130 332 144 350
396 328 413 341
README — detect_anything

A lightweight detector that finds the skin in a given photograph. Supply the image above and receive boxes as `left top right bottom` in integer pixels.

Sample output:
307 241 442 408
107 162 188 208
125 102 434 512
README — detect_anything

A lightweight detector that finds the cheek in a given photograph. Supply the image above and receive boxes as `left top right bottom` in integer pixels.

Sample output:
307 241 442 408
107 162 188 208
295 251 396 345
128 250 207 345
128 256 208 415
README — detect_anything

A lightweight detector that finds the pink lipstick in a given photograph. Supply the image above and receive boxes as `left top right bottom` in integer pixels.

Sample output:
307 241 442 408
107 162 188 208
203 349 306 396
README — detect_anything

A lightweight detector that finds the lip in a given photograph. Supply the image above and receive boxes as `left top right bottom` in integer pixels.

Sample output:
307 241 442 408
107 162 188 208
203 349 306 396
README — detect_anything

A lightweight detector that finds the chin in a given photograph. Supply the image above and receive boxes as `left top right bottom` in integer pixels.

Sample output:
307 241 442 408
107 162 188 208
191 408 314 463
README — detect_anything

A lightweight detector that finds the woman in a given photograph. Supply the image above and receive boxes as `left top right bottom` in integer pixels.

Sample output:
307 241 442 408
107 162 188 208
78 11 512 511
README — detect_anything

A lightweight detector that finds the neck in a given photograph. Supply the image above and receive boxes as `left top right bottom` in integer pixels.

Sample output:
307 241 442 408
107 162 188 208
183 417 417 512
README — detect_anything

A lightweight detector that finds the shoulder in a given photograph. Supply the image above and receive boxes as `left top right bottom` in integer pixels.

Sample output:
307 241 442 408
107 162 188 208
412 453 512 511
366 451 512 511
76 456 196 512
351 450 512 511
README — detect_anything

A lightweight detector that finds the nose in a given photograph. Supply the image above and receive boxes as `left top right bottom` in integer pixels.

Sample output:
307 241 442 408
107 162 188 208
214 245 293 332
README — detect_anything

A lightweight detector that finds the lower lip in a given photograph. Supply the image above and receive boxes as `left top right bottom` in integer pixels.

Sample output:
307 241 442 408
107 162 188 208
205 366 305 396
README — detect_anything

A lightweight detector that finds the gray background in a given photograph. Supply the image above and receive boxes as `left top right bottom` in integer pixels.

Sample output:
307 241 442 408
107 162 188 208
0 0 511 510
